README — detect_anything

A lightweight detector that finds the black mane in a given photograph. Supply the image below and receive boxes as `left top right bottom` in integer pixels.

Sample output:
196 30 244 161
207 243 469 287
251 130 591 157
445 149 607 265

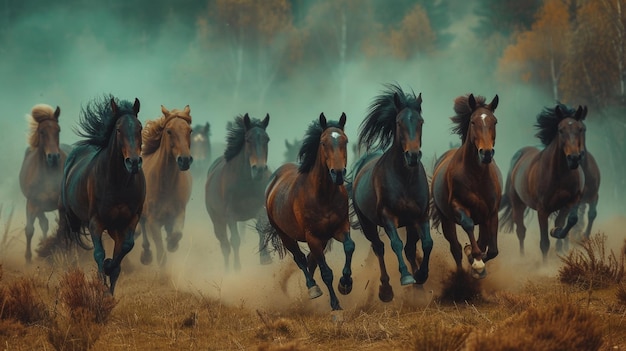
358 83 422 152
223 114 267 161
74 94 138 149
298 119 343 173
451 94 487 143
535 102 579 146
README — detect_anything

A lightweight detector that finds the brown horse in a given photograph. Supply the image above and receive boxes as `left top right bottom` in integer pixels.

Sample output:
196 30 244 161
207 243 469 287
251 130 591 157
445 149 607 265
431 94 501 279
59 95 144 294
191 122 211 177
348 83 432 302
575 150 600 240
500 103 587 260
205 113 271 270
139 105 193 267
283 138 302 163
260 113 353 311
19 104 67 263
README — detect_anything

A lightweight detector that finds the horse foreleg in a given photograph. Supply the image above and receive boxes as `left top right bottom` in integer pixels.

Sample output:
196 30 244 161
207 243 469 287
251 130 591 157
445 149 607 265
280 233 320 298
510 195 527 256
404 225 419 277
335 230 354 295
382 217 416 286
361 218 394 302
481 217 499 263
552 209 569 254
212 220 231 271
24 202 36 264
37 212 49 239
441 217 462 271
88 219 107 287
308 236 341 311
414 221 433 284
227 220 241 271
139 218 153 265
166 211 184 253
455 208 485 279
538 211 550 262
550 204 579 241
149 219 166 267
585 200 598 240
106 229 136 295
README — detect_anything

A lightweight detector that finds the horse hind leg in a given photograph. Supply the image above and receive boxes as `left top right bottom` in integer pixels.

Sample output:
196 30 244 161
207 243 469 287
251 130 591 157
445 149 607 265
139 219 153 265
24 202 37 263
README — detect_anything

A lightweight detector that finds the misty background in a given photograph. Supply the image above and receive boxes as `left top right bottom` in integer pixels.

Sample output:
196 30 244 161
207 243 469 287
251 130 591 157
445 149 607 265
1 0 624 220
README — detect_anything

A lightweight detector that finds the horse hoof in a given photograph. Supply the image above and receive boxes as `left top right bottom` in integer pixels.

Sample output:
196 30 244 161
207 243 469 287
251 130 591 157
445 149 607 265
471 268 487 279
140 250 153 265
338 277 353 295
308 285 323 299
103 258 114 275
167 232 182 252
550 227 567 239
414 270 428 285
378 285 394 302
400 274 417 285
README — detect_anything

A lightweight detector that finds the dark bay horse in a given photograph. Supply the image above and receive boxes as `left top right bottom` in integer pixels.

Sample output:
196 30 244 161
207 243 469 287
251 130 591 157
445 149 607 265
500 103 587 260
575 150 600 240
59 96 144 294
139 105 193 267
19 104 67 263
261 113 353 311
348 83 432 302
205 113 271 270
431 94 501 279
191 122 211 177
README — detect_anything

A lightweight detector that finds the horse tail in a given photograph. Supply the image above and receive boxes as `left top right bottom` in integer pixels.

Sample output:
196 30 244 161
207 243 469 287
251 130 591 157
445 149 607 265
256 211 286 259
499 149 524 233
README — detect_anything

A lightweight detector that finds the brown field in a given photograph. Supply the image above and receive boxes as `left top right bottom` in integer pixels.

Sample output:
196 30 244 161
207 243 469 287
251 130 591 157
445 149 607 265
0 192 625 351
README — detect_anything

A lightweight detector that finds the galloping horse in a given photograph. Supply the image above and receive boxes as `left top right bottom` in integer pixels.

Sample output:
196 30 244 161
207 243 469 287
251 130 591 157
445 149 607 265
260 113 353 311
19 104 67 263
500 103 586 260
139 105 193 267
431 94 501 279
349 83 432 302
205 113 271 270
576 150 600 239
59 95 144 294
283 138 302 163
191 122 211 176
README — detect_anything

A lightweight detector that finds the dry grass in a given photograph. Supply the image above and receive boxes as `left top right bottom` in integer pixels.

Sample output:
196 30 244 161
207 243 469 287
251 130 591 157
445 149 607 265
58 268 117 324
0 275 49 325
558 232 624 289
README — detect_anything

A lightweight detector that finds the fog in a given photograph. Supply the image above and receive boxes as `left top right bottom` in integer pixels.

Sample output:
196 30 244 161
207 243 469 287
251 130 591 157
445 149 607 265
1 2 623 309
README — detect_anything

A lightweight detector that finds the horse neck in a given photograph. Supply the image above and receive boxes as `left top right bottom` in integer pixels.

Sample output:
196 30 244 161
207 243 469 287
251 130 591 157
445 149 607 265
104 138 131 184
154 140 181 185
541 140 571 176
229 148 254 182
309 150 340 197
383 142 420 178
458 138 485 173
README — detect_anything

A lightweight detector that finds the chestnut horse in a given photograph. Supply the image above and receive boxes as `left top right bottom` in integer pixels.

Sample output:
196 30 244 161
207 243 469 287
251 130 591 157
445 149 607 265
500 103 587 260
59 96 144 294
139 105 193 267
205 113 271 270
260 113 353 311
349 83 432 302
19 104 67 263
431 94 501 279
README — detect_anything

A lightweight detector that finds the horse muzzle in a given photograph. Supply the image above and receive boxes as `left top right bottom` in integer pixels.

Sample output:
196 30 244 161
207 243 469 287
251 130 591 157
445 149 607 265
46 152 60 167
250 164 268 180
479 148 495 164
566 154 581 169
177 156 193 171
124 156 143 174
404 150 422 167
330 168 347 185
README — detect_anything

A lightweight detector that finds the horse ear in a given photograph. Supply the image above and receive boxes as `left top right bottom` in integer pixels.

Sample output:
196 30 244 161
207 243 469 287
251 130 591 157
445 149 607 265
205 122 211 135
555 105 564 118
261 113 270 129
133 98 140 115
161 105 169 116
285 139 291 148
110 98 118 116
339 112 347 130
184 105 190 115
319 113 328 129
581 105 588 120
490 94 499 111
243 113 252 130
575 105 587 121
468 94 477 110
416 93 422 105
54 106 61 120
393 93 402 111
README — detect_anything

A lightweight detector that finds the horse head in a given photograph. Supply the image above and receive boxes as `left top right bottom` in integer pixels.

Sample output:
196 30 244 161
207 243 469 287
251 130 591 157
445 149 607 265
112 98 143 174
191 122 210 162
556 105 587 170
162 105 193 171
319 112 348 185
468 94 498 164
243 113 270 180
394 92 423 167
38 106 62 167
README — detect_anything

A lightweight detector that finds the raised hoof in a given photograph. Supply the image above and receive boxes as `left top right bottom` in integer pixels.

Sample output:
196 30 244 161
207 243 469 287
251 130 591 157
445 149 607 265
308 285 323 299
400 274 417 285
140 249 153 265
550 227 567 239
471 267 487 279
414 270 429 285
378 284 394 302
103 258 114 276
338 276 353 295
167 232 182 252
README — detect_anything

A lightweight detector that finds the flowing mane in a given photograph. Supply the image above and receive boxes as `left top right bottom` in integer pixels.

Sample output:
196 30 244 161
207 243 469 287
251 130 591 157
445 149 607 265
27 104 58 148
223 114 266 161
451 94 487 143
142 108 192 157
358 83 422 152
74 95 138 149
298 118 343 173
535 102 580 146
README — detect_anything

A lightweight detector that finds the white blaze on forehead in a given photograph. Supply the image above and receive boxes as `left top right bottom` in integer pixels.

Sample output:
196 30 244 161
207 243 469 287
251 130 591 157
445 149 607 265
331 131 341 139
480 113 488 126
193 134 206 142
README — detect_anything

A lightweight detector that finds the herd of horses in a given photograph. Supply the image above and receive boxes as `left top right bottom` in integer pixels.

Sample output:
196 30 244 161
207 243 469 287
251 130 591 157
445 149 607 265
18 85 600 311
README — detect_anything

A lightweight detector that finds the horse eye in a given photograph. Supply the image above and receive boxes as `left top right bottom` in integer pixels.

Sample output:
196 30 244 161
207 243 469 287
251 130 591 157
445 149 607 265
166 129 172 135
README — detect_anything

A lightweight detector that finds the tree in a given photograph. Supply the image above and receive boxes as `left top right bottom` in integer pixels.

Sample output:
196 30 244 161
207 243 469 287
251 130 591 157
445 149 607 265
474 0 543 37
386 4 437 60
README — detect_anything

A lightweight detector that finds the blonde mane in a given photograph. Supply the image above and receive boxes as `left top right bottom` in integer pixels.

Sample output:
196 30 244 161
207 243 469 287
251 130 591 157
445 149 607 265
26 104 58 148
142 106 192 156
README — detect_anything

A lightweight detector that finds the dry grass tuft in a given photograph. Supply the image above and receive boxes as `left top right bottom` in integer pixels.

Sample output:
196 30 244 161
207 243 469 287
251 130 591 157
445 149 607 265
47 309 103 351
257 342 310 351
558 232 624 289
438 269 483 303
58 268 116 324
617 283 626 306
411 321 471 351
465 298 603 351
0 276 49 325
491 290 536 314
